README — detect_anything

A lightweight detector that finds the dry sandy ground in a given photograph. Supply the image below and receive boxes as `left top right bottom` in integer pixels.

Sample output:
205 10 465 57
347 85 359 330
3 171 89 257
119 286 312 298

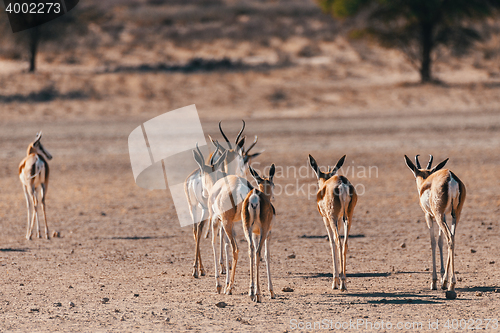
0 64 500 332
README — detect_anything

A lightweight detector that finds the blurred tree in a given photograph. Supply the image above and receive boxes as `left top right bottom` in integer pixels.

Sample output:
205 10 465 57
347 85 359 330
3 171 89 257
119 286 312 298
319 0 500 82
0 5 102 72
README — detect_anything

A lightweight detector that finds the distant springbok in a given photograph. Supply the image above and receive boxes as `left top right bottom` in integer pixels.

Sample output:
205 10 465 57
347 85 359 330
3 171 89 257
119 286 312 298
404 155 466 299
308 155 357 291
242 164 276 302
19 131 53 240
184 144 226 278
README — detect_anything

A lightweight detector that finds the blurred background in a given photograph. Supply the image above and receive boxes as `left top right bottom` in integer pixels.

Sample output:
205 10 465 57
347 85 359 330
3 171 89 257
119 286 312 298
0 0 499 122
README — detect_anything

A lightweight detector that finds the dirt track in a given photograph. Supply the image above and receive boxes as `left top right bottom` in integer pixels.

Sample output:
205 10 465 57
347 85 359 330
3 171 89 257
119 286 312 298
0 65 500 332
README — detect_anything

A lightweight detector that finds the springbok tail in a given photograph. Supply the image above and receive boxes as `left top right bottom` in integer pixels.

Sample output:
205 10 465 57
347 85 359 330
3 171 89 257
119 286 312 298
27 157 42 180
248 189 260 223
339 184 351 222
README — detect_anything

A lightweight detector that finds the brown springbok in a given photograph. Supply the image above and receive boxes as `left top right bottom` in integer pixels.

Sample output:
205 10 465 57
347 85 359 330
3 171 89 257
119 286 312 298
404 155 466 299
242 164 276 302
308 155 357 291
184 144 226 278
19 132 53 240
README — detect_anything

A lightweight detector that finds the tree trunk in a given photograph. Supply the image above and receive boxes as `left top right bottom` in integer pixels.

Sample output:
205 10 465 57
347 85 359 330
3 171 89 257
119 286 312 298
28 26 40 72
420 22 433 83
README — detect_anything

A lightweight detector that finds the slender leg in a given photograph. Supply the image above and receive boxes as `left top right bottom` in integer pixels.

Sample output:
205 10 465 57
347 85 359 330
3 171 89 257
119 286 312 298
40 184 49 240
224 224 239 295
425 214 438 290
33 189 41 239
438 229 445 281
264 234 275 298
341 217 351 291
245 227 255 300
197 219 206 276
219 226 226 275
23 186 33 240
449 213 458 291
434 213 453 291
191 205 199 278
28 187 38 239
324 217 339 289
210 217 222 293
329 218 343 291
254 231 264 303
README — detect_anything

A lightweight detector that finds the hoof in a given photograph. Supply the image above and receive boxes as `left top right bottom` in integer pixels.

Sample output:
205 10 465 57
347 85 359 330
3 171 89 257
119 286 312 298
216 285 222 294
192 269 199 279
431 280 437 290
445 290 457 300
252 294 261 303
270 290 275 299
441 281 448 290
200 268 206 276
225 287 232 295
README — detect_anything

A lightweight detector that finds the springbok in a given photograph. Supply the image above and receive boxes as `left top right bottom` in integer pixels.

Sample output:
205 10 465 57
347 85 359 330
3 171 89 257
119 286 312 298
184 144 226 278
404 155 466 299
19 131 53 240
207 171 253 294
207 120 247 274
242 164 276 302
308 155 357 291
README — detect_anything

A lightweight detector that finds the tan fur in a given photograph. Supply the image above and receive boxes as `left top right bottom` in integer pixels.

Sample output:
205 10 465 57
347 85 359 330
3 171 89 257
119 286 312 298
19 132 52 240
404 155 466 293
208 175 253 294
309 155 357 291
241 165 276 302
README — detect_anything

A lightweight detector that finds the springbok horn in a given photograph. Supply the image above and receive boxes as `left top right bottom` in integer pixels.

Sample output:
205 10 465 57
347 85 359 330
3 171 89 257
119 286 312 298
235 120 245 145
245 135 258 154
219 121 232 149
426 155 433 169
415 155 421 169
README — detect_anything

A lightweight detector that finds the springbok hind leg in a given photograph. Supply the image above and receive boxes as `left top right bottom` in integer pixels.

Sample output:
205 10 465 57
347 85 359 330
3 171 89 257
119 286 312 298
323 218 339 289
425 214 438 290
264 233 275 299
40 184 49 240
23 186 33 240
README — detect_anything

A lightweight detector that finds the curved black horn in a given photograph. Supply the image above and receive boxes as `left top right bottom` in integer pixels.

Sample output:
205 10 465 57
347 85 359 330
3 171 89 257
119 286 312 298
235 120 245 145
219 121 232 149
415 155 421 169
426 155 433 169
245 135 258 154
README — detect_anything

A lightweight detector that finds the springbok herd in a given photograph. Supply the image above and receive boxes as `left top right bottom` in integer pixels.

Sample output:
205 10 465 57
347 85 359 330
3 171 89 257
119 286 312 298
18 122 466 302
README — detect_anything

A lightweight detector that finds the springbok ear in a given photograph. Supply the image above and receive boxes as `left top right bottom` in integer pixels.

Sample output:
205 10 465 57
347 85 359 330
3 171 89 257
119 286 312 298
430 158 449 174
269 163 276 181
308 154 321 179
404 155 418 177
330 155 346 176
213 150 227 171
193 149 204 170
249 166 262 183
